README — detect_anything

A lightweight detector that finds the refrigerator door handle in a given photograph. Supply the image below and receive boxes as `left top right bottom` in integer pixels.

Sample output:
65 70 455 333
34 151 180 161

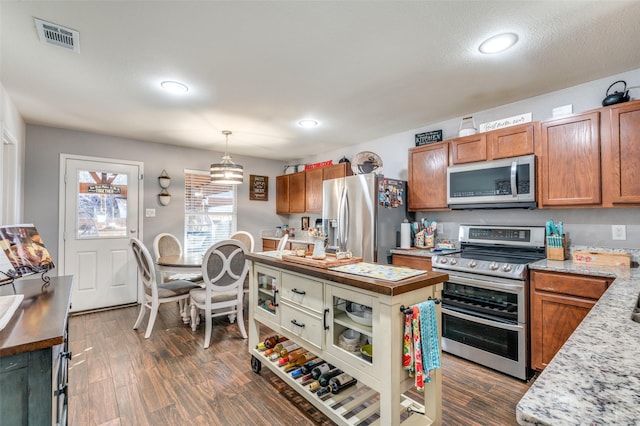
338 184 349 252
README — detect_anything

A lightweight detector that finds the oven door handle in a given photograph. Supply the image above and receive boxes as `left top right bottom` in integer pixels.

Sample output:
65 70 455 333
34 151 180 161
439 273 523 293
442 307 523 332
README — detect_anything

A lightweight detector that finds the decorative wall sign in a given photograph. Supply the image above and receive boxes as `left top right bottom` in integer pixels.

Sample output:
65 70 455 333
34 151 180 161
250 175 268 201
478 112 532 133
88 184 122 194
415 130 443 146
301 216 310 230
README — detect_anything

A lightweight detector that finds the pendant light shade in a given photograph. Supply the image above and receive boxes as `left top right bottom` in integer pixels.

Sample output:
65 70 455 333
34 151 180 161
210 130 244 184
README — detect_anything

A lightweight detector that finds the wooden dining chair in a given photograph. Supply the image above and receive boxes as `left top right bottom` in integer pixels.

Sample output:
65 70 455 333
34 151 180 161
130 238 200 338
230 231 254 298
189 239 248 348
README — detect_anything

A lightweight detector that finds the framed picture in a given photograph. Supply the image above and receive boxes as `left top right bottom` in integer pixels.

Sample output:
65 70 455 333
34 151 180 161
301 216 310 230
249 175 268 201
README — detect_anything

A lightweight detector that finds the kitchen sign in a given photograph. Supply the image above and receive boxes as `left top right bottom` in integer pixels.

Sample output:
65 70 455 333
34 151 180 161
250 175 268 201
478 112 532 133
415 130 443 146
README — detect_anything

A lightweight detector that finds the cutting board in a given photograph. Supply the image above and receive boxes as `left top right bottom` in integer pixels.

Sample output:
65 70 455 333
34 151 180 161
281 254 363 269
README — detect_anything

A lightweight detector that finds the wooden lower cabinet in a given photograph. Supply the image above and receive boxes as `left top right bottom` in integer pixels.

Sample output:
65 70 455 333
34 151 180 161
391 253 432 271
262 239 278 251
529 270 612 371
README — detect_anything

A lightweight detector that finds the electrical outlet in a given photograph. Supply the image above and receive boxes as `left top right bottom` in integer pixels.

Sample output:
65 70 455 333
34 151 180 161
437 223 444 234
612 225 626 241
146 208 156 218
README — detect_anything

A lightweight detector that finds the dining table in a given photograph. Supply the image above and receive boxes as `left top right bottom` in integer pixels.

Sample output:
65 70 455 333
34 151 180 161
156 253 205 324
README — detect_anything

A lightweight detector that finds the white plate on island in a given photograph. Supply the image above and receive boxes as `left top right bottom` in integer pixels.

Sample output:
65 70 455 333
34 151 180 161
0 294 24 331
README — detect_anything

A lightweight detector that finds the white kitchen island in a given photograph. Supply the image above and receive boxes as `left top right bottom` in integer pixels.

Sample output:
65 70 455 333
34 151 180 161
247 251 448 426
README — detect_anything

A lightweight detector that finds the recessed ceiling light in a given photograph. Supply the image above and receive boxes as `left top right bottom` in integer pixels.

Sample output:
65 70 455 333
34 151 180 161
298 119 319 128
160 80 189 94
479 33 518 54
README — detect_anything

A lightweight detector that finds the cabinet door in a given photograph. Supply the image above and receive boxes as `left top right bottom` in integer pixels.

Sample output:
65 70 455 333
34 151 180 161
539 111 601 206
325 285 376 374
408 142 449 210
602 101 640 206
305 168 323 213
391 254 432 271
530 290 595 371
262 239 278 251
488 123 535 160
276 175 290 214
450 134 487 164
289 172 306 213
322 163 352 181
253 265 281 328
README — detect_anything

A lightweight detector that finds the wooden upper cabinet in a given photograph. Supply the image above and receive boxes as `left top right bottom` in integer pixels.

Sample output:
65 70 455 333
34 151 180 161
276 174 290 214
539 111 601 207
288 171 306 213
322 163 352 181
305 168 324 213
601 100 640 206
408 141 449 211
450 133 487 164
488 123 535 160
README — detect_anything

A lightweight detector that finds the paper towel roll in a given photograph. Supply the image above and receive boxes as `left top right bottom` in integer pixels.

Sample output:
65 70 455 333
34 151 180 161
400 223 411 249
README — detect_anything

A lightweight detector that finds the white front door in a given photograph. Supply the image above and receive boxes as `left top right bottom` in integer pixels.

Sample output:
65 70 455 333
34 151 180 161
60 156 143 312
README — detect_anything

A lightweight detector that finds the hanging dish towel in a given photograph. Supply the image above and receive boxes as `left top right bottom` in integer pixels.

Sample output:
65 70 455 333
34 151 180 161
402 300 440 392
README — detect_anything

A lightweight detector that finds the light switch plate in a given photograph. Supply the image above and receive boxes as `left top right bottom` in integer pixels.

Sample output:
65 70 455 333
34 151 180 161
146 208 156 218
612 225 626 240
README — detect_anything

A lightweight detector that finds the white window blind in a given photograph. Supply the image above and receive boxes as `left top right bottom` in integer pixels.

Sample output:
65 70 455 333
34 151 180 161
184 170 237 255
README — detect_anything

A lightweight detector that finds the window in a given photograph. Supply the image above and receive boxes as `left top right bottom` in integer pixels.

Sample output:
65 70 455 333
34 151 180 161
184 170 237 255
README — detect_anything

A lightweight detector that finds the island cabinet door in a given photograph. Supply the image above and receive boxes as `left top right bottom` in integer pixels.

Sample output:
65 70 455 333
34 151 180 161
324 284 377 384
252 265 281 330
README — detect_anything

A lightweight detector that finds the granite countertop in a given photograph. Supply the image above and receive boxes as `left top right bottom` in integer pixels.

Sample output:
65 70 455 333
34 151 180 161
517 259 640 425
389 248 438 258
262 235 314 245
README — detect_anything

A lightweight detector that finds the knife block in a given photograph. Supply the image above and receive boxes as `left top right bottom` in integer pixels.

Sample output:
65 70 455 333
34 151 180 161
546 236 568 260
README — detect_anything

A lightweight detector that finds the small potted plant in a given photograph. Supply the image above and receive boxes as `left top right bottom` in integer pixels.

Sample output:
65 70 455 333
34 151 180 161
158 169 171 189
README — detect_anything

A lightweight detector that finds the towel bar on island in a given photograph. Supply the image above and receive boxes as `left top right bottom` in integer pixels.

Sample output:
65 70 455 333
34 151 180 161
399 298 441 314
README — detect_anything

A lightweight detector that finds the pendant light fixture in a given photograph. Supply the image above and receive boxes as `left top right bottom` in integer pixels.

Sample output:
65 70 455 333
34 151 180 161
210 130 244 184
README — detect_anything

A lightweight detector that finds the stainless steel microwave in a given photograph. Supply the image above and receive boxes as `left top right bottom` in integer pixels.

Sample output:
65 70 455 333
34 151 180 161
447 154 536 209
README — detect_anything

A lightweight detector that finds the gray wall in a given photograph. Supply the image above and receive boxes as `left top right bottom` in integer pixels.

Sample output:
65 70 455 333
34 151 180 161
305 68 640 251
24 125 286 262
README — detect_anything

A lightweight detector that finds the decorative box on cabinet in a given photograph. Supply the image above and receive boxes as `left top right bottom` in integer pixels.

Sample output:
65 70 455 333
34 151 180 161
408 141 449 211
529 270 612 371
601 99 640 207
539 111 601 207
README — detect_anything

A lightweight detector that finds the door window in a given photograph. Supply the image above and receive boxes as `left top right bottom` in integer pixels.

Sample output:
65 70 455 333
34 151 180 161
76 170 128 238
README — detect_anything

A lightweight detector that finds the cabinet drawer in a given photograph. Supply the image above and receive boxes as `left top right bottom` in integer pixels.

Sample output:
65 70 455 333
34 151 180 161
281 273 324 313
391 254 432 271
280 302 323 350
531 271 610 299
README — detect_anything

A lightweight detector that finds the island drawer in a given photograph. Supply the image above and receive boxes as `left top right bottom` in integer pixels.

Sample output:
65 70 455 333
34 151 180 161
279 302 323 350
281 272 324 313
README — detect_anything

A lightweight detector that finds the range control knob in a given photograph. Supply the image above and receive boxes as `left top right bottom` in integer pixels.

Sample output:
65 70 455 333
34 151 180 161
502 264 512 272
469 260 477 268
489 262 499 270
439 257 448 264
450 259 458 265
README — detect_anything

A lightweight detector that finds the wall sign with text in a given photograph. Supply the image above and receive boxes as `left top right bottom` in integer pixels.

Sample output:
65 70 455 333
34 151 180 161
415 130 443 146
250 175 268 201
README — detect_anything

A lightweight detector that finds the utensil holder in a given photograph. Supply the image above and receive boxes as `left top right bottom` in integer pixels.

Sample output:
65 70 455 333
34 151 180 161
546 236 567 260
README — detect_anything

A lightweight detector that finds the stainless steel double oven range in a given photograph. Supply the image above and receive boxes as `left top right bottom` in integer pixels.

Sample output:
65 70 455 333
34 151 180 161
432 224 545 380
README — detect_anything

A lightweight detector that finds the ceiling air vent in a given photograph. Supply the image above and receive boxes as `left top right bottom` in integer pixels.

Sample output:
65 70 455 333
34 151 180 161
34 18 80 53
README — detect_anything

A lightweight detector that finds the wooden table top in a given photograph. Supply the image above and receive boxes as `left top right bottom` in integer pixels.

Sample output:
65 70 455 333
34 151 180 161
156 254 204 268
0 275 73 357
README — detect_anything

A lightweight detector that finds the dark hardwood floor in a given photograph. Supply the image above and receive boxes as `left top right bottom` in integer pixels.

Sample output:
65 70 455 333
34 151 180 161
68 304 531 425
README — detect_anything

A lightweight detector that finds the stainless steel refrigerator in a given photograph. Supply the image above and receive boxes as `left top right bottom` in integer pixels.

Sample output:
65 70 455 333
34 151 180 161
322 174 407 263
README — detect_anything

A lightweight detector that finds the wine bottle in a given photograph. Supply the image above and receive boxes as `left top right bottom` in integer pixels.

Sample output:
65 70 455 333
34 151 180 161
308 380 321 392
278 348 305 366
329 373 357 394
311 363 333 380
316 386 331 398
318 368 343 387
269 341 298 361
284 352 315 372
277 343 301 358
256 335 279 351
300 358 325 374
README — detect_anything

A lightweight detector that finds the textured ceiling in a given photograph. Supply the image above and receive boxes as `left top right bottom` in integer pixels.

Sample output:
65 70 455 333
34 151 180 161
2 1 640 161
